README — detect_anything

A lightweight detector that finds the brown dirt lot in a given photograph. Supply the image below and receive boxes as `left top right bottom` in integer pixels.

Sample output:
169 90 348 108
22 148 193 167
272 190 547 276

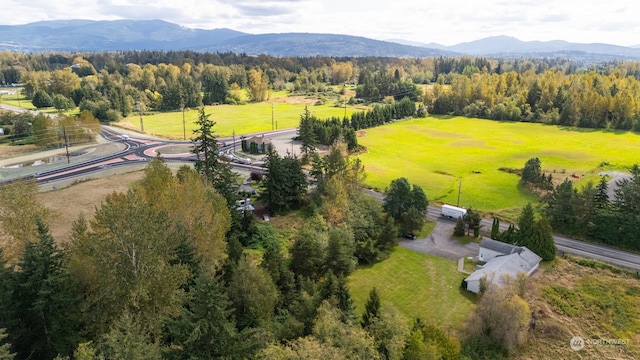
0 144 39 161
37 171 145 243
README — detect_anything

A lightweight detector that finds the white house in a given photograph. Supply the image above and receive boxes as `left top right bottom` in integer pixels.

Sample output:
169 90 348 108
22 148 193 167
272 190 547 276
463 238 542 294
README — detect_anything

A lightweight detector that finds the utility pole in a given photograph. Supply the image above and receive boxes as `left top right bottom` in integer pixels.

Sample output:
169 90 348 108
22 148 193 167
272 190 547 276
233 129 236 153
457 181 462 207
63 126 70 164
271 103 274 130
344 102 347 119
182 107 186 141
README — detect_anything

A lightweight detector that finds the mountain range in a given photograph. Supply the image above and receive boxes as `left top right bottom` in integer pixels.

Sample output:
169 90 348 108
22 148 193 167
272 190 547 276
1 19 639 60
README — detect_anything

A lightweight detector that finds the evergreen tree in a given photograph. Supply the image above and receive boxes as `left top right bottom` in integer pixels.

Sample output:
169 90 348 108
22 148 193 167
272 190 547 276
0 328 14 360
593 176 610 209
490 218 500 239
335 276 357 324
521 157 542 186
531 216 557 261
201 66 229 105
100 312 163 360
399 207 425 236
0 248 13 329
453 216 466 236
191 107 237 206
497 224 517 244
261 242 296 308
361 287 381 329
260 149 307 215
515 203 535 246
544 178 578 234
10 218 80 360
298 106 318 158
324 227 357 278
164 271 242 359
289 217 328 280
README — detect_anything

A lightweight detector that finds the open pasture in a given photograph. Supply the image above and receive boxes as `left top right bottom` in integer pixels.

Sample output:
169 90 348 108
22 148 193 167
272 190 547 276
357 116 640 215
348 247 475 332
119 94 362 139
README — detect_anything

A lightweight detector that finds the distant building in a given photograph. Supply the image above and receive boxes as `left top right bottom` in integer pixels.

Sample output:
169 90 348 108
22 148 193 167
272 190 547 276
242 134 272 154
462 238 542 294
235 198 255 212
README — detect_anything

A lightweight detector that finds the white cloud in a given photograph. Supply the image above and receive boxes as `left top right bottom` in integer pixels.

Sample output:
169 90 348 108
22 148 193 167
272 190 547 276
0 0 638 46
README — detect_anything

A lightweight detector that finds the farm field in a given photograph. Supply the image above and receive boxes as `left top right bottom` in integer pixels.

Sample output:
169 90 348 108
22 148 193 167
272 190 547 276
347 247 475 333
118 93 363 139
357 116 640 217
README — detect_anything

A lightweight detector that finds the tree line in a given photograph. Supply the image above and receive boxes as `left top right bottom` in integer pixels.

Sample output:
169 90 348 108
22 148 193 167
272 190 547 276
298 97 419 152
5 50 640 129
427 68 640 131
543 165 640 252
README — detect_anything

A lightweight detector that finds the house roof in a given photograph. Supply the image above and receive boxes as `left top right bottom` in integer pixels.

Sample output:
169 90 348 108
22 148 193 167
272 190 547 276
466 251 539 286
479 238 542 267
480 237 520 255
466 239 542 288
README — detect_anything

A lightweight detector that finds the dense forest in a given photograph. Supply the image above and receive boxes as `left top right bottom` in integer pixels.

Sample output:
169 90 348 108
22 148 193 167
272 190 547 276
3 51 640 132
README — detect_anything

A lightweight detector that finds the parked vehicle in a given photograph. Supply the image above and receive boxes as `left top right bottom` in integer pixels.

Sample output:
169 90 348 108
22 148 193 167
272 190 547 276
441 204 467 219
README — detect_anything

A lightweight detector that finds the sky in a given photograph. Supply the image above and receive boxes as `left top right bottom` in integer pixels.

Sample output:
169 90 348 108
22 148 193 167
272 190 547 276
0 0 638 47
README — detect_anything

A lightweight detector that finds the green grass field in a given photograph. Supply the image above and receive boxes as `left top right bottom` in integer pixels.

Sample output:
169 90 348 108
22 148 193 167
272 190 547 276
119 95 362 139
357 116 640 216
347 247 476 332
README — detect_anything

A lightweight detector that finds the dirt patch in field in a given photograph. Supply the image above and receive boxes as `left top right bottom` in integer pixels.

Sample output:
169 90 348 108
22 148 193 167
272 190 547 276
271 95 319 105
37 171 145 243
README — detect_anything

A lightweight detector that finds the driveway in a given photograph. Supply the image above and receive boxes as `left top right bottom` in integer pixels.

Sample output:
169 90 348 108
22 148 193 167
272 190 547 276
399 217 479 260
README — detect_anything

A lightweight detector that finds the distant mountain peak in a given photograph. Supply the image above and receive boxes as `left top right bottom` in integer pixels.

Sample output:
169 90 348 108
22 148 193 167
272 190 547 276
0 19 639 60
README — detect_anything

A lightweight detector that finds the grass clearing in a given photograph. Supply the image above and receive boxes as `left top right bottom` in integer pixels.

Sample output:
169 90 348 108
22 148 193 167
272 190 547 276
357 116 640 216
118 95 365 139
347 246 476 333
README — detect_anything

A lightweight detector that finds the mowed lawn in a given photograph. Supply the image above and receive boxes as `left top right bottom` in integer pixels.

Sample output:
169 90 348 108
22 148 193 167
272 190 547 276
357 116 640 215
119 96 361 139
348 247 476 332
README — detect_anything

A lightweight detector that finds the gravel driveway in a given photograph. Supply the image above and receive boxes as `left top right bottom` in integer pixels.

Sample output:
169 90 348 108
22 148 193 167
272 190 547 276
399 217 479 260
